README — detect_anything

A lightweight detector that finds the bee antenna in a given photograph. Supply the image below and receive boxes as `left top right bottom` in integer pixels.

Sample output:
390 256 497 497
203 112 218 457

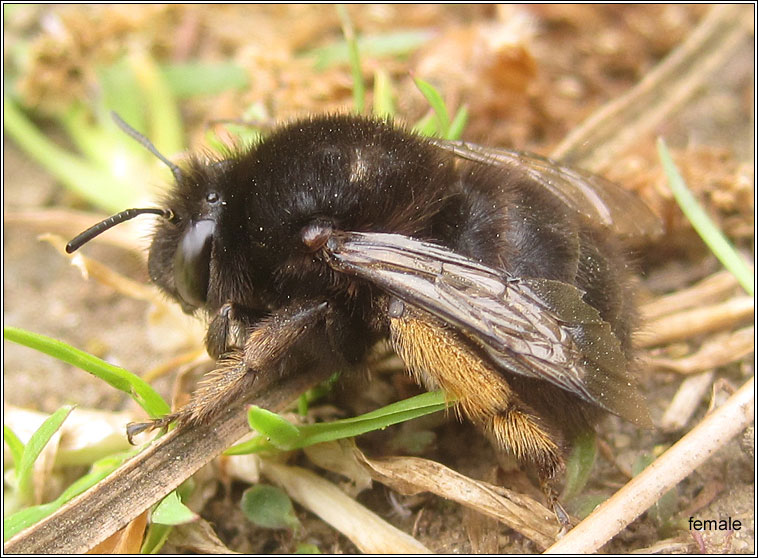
111 112 183 183
65 208 174 254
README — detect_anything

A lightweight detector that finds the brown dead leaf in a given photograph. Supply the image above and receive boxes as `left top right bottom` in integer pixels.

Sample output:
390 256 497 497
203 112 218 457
351 448 558 549
88 510 148 554
167 518 239 554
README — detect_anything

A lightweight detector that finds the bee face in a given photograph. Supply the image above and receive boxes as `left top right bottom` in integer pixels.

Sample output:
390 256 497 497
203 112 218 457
69 113 660 496
147 161 231 314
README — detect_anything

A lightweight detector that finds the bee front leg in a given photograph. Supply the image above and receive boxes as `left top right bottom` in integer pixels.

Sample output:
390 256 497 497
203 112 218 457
387 299 567 511
127 301 329 443
205 302 266 359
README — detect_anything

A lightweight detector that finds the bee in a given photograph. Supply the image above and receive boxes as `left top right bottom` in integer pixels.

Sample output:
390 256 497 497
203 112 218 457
67 113 660 505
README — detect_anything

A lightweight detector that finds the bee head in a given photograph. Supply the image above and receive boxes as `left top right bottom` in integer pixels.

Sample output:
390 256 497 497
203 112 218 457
66 113 221 314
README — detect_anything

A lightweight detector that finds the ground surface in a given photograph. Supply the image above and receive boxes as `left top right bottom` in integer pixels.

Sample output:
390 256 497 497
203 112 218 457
4 4 754 554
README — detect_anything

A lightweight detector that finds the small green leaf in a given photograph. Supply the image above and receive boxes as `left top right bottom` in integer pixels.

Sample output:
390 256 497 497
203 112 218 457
657 138 754 296
17 406 74 503
247 407 302 450
3 327 170 418
241 484 300 531
295 543 322 554
151 491 198 525
140 523 172 554
561 429 597 502
3 425 24 469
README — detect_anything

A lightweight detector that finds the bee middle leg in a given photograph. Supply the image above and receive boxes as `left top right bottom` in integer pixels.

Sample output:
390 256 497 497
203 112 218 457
127 300 329 442
387 300 565 489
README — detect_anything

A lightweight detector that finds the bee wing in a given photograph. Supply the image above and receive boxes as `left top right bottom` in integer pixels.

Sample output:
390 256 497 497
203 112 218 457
428 138 662 239
325 231 650 427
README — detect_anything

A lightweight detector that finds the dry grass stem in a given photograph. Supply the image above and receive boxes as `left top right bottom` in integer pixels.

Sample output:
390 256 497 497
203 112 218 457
261 461 432 554
650 326 754 374
640 270 740 321
659 370 716 432
545 376 754 554
638 296 754 348
41 233 160 303
4 209 149 253
630 536 694 554
549 4 751 170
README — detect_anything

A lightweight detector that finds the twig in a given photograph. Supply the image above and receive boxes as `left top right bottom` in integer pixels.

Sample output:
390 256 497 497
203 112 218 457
544 376 754 554
638 296 754 348
550 4 751 170
3 368 331 554
659 370 716 432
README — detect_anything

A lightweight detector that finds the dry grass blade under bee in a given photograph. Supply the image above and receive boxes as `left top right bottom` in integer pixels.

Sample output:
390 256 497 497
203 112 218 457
261 461 432 554
353 451 558 549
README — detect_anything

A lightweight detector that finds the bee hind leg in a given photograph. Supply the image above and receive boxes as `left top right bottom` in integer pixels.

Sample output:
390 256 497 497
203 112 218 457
485 408 571 526
388 302 570 522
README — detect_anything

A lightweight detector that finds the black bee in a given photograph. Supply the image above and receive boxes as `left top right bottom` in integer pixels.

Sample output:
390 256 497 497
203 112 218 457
67 113 660 501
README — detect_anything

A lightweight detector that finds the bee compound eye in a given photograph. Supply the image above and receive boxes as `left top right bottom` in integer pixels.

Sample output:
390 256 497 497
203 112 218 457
173 219 215 308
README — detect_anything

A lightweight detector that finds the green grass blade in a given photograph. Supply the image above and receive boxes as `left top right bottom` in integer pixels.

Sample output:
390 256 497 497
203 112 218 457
17 406 74 503
227 390 449 455
337 5 365 114
130 51 184 158
657 138 754 295
3 502 59 542
161 62 249 98
3 453 127 541
3 96 135 213
247 407 302 450
308 30 433 70
3 327 170 418
561 429 597 502
413 112 440 137
3 425 25 469
447 105 469 141
372 68 395 118
98 58 148 135
413 77 450 137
